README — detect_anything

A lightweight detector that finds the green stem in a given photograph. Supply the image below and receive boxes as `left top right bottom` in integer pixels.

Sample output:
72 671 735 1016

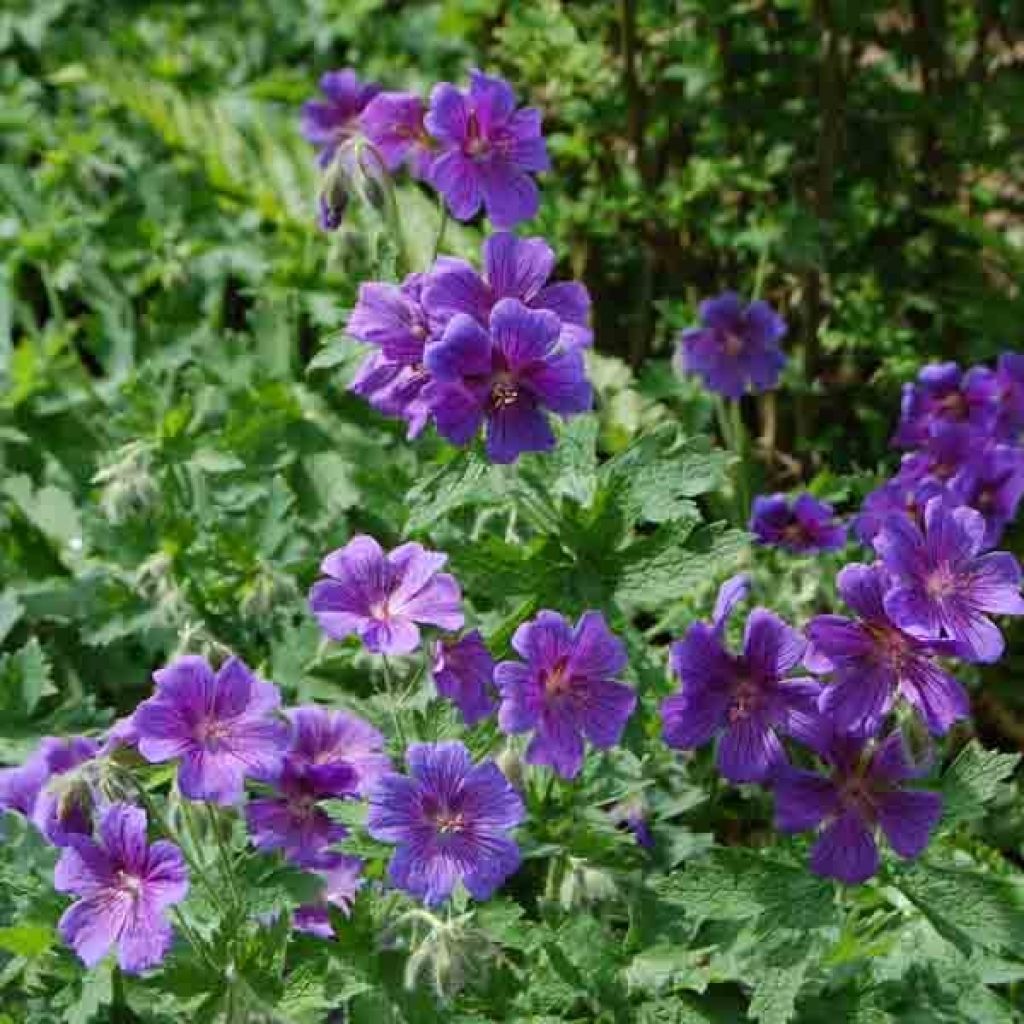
752 243 770 301
206 803 241 911
377 163 410 278
430 201 449 265
729 398 751 525
380 655 407 749
171 907 217 970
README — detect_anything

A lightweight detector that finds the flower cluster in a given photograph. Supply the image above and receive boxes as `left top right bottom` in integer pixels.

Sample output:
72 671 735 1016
661 354 1024 884
302 67 548 229
301 68 593 462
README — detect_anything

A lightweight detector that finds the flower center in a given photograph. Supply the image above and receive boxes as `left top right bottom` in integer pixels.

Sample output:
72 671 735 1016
866 621 910 668
925 564 957 600
292 793 319 822
195 718 231 751
838 773 878 821
722 330 745 357
728 677 761 722
490 375 520 410
781 522 808 545
369 599 391 622
117 870 143 901
465 113 490 159
936 391 967 419
543 659 574 699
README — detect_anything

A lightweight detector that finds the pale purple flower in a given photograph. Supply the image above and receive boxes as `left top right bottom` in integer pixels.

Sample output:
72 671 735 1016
893 362 1001 449
493 610 635 780
661 575 821 784
432 631 497 725
896 422 987 492
247 706 388 866
749 493 846 554
806 562 968 735
360 91 434 179
99 717 139 756
423 298 592 464
293 854 364 937
367 741 523 905
133 656 289 805
0 737 98 822
677 293 787 399
874 497 1024 663
301 69 381 167
55 803 188 973
423 232 592 349
309 535 463 655
351 354 433 439
774 729 942 885
426 69 549 228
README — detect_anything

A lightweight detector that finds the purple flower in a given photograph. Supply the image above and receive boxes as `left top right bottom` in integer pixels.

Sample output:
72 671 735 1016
677 293 787 399
0 737 98 821
806 562 969 735
423 232 592 350
346 273 438 436
950 444 1024 548
896 422 987 492
774 730 942 885
609 797 654 851
301 69 381 167
367 741 523 905
493 610 635 779
854 476 950 546
749 493 846 554
351 354 433 439
133 656 289 805
247 707 389 866
55 803 188 973
893 362 1000 449
432 631 497 725
424 298 592 464
100 717 139 756
874 497 1024 663
425 69 549 229
660 575 821 784
293 854 364 937
309 535 463 655
360 92 434 179
994 352 1024 441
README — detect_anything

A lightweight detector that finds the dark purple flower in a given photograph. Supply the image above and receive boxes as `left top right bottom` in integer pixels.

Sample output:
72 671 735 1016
247 706 388 866
425 69 549 229
493 610 635 779
677 293 787 399
896 422 988 493
309 535 464 655
749 493 846 554
432 631 497 725
367 741 523 905
994 352 1024 441
360 91 434 179
55 803 189 973
423 298 592 464
351 354 433 439
301 69 381 168
660 575 821 784
874 497 1024 663
293 854 364 937
806 562 968 735
0 737 98 821
133 656 289 805
774 730 942 885
950 444 1024 548
423 232 592 349
854 476 950 546
892 362 1000 449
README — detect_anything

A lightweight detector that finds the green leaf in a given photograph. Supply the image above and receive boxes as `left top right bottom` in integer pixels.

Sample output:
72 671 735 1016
626 945 712 995
65 961 113 1024
0 592 23 646
0 921 55 957
747 963 807 1024
940 741 1020 827
895 862 1024 956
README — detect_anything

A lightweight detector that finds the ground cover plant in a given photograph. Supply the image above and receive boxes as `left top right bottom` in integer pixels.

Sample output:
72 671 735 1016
2 3 1024 1023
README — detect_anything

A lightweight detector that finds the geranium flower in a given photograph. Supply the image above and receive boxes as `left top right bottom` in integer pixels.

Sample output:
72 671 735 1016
55 803 188 973
494 610 635 779
301 69 381 167
432 631 497 725
367 742 523 905
892 361 1000 449
133 656 289 805
293 854 364 937
749 493 846 554
309 535 463 655
426 69 549 228
360 92 434 179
